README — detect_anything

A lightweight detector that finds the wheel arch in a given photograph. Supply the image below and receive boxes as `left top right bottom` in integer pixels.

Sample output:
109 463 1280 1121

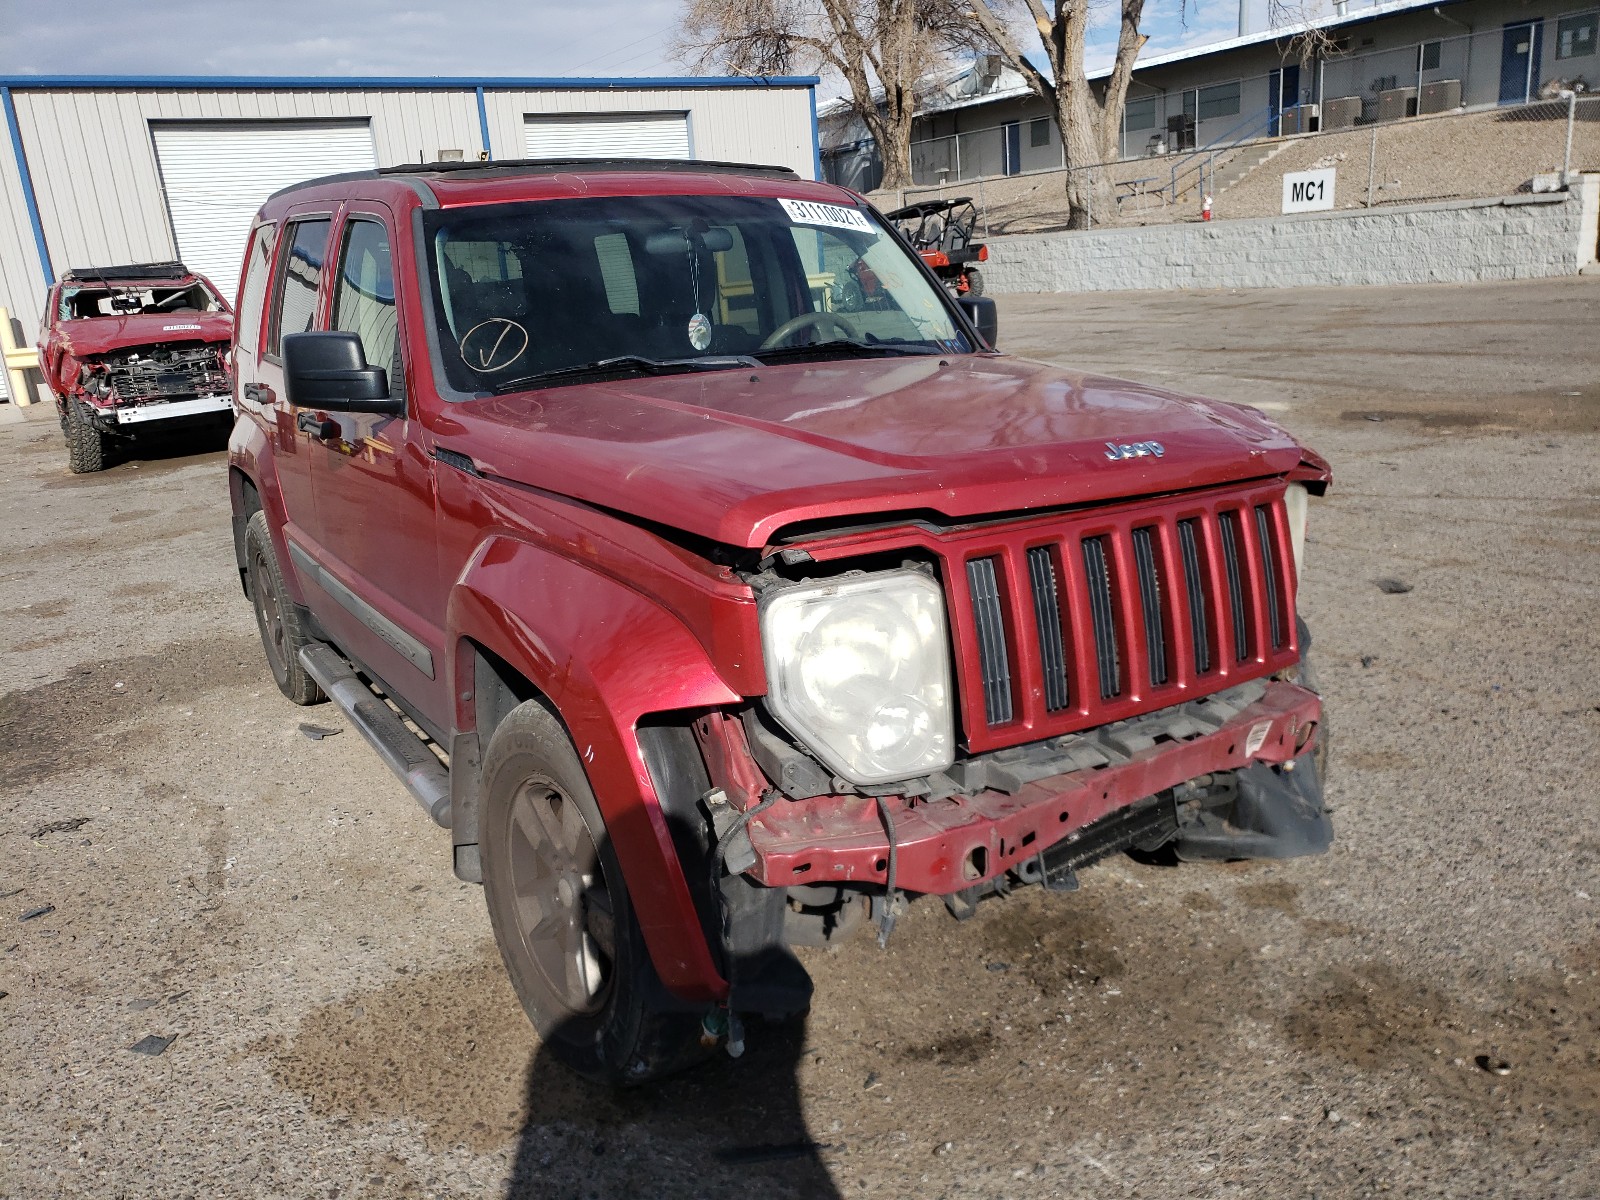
446 536 745 1003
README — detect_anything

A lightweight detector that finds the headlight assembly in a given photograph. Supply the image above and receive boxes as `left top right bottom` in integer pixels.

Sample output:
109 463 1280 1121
1284 483 1309 577
760 570 954 786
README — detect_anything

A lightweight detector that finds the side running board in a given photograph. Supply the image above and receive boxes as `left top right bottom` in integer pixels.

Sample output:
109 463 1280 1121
298 642 452 828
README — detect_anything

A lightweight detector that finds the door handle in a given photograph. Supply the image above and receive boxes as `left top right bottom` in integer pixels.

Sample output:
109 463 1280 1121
296 411 340 440
243 382 272 403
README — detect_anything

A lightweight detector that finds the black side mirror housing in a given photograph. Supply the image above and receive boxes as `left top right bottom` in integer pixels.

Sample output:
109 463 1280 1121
283 331 401 413
958 295 998 350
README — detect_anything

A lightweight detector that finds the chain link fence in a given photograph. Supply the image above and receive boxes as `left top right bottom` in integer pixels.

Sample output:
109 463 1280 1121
876 93 1598 234
867 4 1599 230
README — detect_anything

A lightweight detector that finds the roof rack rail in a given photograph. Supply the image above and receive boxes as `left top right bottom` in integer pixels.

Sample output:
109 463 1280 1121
374 157 799 179
62 261 192 283
269 157 803 199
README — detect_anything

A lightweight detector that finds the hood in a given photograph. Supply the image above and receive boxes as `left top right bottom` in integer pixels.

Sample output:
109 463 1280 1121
57 311 233 358
449 354 1306 549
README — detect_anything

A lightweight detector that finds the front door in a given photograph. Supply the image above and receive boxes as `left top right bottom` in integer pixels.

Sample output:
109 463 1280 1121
1269 65 1301 134
1500 21 1543 104
302 202 448 733
1002 121 1021 176
259 209 336 559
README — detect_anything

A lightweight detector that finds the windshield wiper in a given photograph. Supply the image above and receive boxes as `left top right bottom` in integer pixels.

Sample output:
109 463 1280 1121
488 354 761 395
752 339 943 365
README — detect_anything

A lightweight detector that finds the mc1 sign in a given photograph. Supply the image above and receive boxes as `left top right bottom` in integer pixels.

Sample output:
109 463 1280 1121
1282 168 1336 213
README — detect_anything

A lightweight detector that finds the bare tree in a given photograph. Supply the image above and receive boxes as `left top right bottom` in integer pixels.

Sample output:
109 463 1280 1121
964 0 1148 228
678 0 973 190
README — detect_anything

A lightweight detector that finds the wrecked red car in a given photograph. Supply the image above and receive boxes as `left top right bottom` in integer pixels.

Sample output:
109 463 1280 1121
229 159 1331 1085
38 261 234 472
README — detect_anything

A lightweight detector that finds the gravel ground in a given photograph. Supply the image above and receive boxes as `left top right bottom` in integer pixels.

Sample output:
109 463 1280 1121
876 98 1600 234
2 275 1598 1199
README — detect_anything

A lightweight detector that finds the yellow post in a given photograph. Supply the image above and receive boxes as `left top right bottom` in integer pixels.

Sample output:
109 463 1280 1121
0 306 40 406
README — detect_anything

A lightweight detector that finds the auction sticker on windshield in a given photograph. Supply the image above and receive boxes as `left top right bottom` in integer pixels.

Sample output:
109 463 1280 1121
779 198 873 233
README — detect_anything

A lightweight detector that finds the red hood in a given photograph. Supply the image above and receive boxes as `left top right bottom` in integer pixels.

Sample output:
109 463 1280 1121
447 354 1308 549
55 311 233 358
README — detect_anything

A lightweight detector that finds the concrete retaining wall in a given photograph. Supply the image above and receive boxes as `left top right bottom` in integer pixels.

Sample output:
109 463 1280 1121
984 180 1600 293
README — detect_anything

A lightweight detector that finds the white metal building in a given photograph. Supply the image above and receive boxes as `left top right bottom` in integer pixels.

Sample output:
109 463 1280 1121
0 74 821 400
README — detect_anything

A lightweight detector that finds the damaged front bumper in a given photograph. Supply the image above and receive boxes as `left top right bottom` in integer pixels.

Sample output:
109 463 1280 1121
743 678 1329 896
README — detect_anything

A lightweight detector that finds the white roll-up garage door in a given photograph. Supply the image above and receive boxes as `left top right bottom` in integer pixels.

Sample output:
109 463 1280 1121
152 121 378 304
523 112 691 160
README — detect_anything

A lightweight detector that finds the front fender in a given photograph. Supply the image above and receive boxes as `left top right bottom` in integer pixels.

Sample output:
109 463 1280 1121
448 535 747 1003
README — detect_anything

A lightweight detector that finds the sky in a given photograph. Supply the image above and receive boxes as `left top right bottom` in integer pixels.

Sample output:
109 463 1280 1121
0 0 1256 86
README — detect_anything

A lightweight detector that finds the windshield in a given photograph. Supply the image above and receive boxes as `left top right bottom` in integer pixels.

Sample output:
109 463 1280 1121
423 194 973 393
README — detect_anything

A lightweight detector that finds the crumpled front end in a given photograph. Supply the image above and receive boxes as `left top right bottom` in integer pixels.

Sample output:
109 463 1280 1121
74 341 232 426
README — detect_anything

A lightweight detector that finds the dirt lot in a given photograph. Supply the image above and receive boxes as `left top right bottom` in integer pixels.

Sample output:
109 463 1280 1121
2 276 1598 1200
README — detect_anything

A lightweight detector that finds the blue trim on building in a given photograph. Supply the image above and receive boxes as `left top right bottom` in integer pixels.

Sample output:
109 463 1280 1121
808 86 821 181
475 86 491 160
0 75 822 90
1 86 53 286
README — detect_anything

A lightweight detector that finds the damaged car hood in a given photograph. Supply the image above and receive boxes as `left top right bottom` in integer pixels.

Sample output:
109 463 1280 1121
55 311 233 357
450 354 1307 548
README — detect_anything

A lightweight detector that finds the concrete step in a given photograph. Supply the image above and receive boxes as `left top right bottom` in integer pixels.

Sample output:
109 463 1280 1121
1215 138 1302 194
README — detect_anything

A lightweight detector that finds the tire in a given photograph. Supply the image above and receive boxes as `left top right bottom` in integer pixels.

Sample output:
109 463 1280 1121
480 700 710 1085
243 510 325 705
65 397 108 474
965 266 985 296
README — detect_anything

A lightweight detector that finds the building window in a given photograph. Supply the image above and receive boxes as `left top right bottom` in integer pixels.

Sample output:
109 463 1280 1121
1197 81 1241 122
1419 40 1442 71
1029 117 1051 147
1556 12 1596 59
1124 99 1157 132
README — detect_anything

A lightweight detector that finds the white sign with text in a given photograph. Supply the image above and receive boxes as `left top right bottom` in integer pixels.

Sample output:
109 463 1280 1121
1282 168 1336 213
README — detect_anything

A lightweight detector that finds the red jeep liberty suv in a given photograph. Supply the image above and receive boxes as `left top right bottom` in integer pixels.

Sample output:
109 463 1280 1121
228 159 1332 1083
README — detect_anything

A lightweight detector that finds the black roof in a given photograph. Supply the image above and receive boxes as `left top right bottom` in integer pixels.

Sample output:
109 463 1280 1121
884 198 975 220
61 261 193 284
269 157 800 202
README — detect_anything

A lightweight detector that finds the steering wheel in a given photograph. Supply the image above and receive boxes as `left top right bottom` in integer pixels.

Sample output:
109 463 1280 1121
759 310 862 351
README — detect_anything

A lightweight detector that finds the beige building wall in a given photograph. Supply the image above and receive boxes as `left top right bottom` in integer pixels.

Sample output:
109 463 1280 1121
0 81 817 342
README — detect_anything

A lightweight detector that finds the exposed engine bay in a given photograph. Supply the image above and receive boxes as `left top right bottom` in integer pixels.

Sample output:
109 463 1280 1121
79 342 231 406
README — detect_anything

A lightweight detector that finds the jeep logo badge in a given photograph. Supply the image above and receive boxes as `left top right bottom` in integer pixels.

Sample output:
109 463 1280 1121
1104 440 1165 461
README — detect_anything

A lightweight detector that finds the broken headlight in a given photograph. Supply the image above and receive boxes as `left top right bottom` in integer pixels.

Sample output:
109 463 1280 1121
760 571 954 786
1285 483 1309 577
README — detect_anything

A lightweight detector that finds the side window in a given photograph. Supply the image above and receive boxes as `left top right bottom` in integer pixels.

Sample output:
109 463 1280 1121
789 226 933 343
267 217 332 359
332 219 402 398
235 224 276 367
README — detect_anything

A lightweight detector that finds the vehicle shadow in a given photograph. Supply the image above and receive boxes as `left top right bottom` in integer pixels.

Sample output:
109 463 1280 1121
108 416 232 468
505 1012 842 1200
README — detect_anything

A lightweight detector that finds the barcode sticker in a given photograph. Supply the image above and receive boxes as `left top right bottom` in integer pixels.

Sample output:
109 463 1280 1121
779 198 873 232
1244 720 1273 756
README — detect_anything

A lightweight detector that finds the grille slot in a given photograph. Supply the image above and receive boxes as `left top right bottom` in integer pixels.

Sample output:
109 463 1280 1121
1218 511 1250 662
967 557 1014 725
1255 505 1284 649
1026 546 1071 712
1131 527 1168 687
1177 519 1211 675
1081 537 1121 699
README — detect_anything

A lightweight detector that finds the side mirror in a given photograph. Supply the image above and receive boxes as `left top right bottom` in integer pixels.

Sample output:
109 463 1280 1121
958 295 998 350
283 331 401 413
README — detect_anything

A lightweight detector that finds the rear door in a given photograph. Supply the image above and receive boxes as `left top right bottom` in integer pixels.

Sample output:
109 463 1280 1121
301 202 448 732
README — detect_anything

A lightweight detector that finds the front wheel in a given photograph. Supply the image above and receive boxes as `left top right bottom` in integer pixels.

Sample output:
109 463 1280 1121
480 700 709 1084
64 397 108 474
244 511 324 705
